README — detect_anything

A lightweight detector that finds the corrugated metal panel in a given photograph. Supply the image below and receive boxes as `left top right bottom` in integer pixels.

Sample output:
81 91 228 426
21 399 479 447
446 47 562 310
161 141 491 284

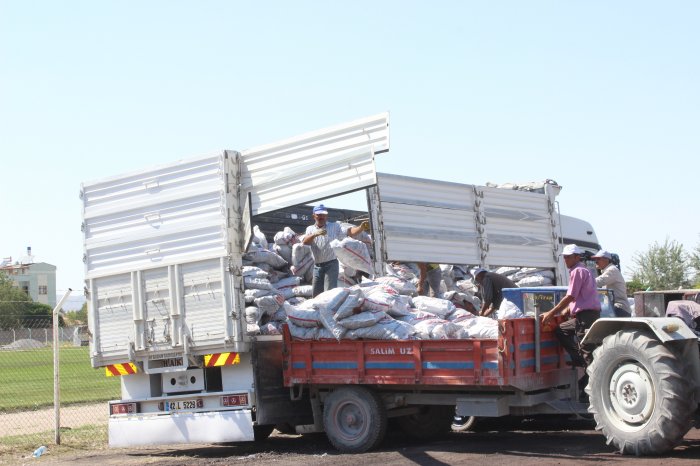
92 273 135 363
142 267 172 349
240 112 389 215
479 186 558 268
376 174 560 269
82 153 236 278
376 173 480 264
181 258 228 348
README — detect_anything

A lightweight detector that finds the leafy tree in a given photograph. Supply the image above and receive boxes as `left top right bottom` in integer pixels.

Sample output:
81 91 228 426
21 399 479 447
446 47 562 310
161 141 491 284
625 278 646 294
65 302 88 325
0 271 32 329
0 271 56 329
630 238 691 291
689 236 700 287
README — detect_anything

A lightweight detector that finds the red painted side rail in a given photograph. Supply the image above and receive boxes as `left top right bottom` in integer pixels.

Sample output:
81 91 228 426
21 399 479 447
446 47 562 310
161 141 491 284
282 318 571 390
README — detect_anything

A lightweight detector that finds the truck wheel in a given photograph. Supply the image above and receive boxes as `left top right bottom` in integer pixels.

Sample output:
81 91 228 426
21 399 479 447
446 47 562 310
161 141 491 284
323 386 387 453
586 330 695 455
397 405 454 439
253 424 275 441
451 415 477 432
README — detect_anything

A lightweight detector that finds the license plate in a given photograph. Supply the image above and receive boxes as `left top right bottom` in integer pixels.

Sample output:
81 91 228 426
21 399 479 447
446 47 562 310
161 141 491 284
163 398 203 412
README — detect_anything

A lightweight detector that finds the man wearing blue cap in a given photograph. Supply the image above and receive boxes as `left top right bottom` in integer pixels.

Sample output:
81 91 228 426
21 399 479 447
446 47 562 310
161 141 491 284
302 204 369 297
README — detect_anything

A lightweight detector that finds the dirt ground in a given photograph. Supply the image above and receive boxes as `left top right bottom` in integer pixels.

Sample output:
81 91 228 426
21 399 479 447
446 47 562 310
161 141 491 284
25 417 700 466
0 403 106 437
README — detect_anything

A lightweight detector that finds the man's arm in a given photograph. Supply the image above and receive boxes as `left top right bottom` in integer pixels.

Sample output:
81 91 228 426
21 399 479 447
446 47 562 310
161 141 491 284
348 220 370 237
301 228 324 245
417 263 427 295
595 267 614 287
540 295 574 324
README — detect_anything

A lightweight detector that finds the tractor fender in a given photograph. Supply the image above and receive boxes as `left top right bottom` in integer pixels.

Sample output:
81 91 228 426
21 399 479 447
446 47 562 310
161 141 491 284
582 317 697 346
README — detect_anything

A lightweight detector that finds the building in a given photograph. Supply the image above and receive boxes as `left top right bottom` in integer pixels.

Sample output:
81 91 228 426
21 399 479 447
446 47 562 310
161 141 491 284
0 247 57 307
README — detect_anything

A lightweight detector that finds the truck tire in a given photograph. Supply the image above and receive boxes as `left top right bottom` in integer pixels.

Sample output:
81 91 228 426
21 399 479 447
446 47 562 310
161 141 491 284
397 405 454 439
586 330 695 455
253 424 275 441
323 386 387 453
451 415 477 432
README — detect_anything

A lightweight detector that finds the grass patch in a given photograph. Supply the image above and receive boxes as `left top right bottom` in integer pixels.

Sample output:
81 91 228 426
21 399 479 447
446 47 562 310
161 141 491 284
0 346 120 412
0 424 107 464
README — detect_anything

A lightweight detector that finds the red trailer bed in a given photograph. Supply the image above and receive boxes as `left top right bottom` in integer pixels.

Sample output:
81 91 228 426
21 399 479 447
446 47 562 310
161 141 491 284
283 318 572 391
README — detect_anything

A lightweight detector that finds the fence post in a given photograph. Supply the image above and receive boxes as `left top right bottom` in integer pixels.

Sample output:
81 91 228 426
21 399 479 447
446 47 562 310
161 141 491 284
53 289 72 445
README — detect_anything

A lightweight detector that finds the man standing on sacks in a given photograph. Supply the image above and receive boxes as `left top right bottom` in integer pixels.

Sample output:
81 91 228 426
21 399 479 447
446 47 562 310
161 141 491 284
302 204 369 297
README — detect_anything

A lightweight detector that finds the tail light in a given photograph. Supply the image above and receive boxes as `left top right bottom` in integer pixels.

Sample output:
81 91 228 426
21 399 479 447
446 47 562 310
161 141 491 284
110 402 138 415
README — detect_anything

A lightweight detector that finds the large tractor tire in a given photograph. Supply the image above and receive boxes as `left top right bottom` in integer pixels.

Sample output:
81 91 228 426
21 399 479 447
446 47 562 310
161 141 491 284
586 330 695 455
396 405 454 439
323 386 387 453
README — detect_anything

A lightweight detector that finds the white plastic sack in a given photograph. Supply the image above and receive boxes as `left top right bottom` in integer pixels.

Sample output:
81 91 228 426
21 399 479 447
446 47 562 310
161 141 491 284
244 277 274 290
375 275 417 296
337 310 387 330
254 294 285 315
288 324 319 340
245 306 262 325
330 237 372 274
285 304 322 328
292 285 313 298
311 288 350 314
291 244 314 277
274 276 302 292
361 285 401 313
242 266 269 279
244 288 275 303
495 298 524 319
516 275 553 287
252 225 269 250
495 266 520 277
454 316 499 339
244 249 288 269
259 322 281 335
345 317 415 340
274 227 299 246
411 296 456 319
318 302 347 340
384 262 418 281
334 288 365 320
273 244 293 264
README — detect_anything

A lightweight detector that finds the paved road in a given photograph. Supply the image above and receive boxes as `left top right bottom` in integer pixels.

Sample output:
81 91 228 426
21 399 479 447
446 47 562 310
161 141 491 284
45 417 700 466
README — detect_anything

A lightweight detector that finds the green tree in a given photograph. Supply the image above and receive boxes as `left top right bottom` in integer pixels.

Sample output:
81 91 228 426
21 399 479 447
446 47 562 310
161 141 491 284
65 302 88 325
0 271 56 329
625 278 646 294
689 236 700 287
630 238 691 291
0 271 32 329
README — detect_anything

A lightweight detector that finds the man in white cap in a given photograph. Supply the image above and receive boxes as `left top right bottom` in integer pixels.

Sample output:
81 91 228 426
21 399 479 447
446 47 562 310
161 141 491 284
541 244 601 398
592 249 631 317
472 267 517 318
302 203 369 297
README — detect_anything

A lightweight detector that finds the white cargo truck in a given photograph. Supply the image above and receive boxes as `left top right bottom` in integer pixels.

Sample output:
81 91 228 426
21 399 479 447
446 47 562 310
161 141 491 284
83 113 591 448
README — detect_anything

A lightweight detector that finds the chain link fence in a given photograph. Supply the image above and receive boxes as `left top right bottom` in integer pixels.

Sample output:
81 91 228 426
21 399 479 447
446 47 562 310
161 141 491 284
0 316 120 449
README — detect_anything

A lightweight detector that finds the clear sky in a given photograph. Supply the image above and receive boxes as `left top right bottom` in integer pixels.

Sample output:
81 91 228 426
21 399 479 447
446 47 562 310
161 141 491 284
1 1 698 307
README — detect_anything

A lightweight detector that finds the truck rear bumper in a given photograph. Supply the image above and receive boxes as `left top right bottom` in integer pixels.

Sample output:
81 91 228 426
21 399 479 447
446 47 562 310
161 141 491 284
109 409 254 447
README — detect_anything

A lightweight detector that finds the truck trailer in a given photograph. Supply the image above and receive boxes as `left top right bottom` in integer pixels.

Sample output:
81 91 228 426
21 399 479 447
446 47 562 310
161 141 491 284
83 112 624 451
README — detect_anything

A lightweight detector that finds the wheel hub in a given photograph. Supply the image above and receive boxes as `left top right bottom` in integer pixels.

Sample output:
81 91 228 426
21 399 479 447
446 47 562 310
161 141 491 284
608 363 654 425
